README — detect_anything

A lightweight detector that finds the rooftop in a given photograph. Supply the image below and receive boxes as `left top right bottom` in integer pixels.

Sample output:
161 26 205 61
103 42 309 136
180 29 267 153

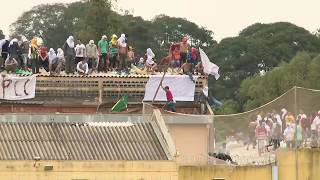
0 120 170 161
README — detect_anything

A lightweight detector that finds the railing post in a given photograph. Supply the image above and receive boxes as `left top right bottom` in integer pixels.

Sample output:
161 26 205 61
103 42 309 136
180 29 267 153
98 79 103 104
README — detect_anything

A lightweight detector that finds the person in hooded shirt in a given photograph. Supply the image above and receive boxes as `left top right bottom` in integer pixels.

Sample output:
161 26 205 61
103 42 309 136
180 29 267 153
57 48 65 72
117 33 128 73
63 36 76 74
1 36 10 69
145 48 157 74
28 37 39 74
8 38 21 67
86 40 98 72
37 38 49 72
109 34 118 71
5 56 18 73
20 37 30 69
48 48 63 75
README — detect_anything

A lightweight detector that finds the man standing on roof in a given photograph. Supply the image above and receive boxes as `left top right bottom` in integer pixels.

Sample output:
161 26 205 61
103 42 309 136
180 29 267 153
180 37 190 64
109 34 118 71
63 36 76 74
160 84 176 112
117 33 128 73
98 35 109 73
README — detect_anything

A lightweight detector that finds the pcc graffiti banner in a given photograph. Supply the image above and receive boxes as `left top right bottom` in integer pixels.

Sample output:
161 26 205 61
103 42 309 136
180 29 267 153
0 74 36 100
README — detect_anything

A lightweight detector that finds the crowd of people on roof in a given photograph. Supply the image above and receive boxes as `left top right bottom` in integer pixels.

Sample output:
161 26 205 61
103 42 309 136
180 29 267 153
0 33 204 76
246 108 320 154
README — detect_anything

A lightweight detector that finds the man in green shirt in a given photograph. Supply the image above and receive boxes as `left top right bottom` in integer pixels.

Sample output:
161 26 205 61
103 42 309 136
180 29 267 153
98 35 109 72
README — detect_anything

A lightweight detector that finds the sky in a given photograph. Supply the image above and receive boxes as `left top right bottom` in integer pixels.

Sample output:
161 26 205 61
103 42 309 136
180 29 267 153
1 0 320 41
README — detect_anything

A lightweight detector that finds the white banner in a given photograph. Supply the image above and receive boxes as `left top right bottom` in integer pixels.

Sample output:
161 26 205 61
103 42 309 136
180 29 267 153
0 74 36 100
143 75 198 102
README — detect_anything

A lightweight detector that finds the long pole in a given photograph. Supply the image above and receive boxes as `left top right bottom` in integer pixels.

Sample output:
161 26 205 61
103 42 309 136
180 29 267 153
294 86 298 180
152 66 168 102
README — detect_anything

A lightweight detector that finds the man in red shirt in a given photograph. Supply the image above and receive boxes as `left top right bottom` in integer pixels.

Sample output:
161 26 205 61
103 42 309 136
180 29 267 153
161 85 176 112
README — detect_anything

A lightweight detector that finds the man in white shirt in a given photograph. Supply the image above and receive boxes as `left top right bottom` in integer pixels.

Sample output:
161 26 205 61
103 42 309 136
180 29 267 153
75 40 86 65
77 59 89 75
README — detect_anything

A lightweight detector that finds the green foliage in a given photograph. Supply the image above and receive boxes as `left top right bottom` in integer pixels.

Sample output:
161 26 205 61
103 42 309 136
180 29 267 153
208 22 320 112
0 30 4 39
10 1 214 58
239 52 319 111
214 99 240 115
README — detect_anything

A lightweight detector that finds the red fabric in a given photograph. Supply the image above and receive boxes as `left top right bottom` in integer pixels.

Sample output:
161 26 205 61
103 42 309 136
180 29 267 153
39 46 48 59
166 90 173 102
191 47 197 59
255 126 267 139
170 44 180 61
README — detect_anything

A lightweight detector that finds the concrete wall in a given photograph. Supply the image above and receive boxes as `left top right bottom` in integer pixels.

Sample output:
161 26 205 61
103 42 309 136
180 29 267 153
179 149 320 180
179 165 272 180
0 160 178 180
277 149 320 180
167 124 209 165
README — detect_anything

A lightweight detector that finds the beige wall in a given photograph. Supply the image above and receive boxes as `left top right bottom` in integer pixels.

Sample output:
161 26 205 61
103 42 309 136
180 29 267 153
0 160 178 180
277 149 320 180
168 124 209 165
179 149 320 180
179 165 272 180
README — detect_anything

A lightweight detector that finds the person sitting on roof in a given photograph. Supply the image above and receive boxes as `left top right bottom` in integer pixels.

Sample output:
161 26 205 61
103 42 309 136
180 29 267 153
195 61 204 75
179 60 195 83
77 58 89 75
145 48 157 74
137 57 145 69
5 56 18 73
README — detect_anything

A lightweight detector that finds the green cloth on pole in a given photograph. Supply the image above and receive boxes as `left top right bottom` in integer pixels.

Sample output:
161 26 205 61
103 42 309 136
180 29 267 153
111 94 128 112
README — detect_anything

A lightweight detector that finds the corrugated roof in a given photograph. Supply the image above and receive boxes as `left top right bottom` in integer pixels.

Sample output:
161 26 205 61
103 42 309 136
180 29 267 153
0 122 168 160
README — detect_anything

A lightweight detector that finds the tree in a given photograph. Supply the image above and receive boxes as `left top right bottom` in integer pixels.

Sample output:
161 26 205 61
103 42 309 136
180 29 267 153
10 3 70 48
150 15 216 57
0 30 4 39
76 0 117 42
208 22 320 112
238 52 318 111
10 1 215 58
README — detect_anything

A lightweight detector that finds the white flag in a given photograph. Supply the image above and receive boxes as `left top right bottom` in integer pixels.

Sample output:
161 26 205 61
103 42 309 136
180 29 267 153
199 48 220 80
